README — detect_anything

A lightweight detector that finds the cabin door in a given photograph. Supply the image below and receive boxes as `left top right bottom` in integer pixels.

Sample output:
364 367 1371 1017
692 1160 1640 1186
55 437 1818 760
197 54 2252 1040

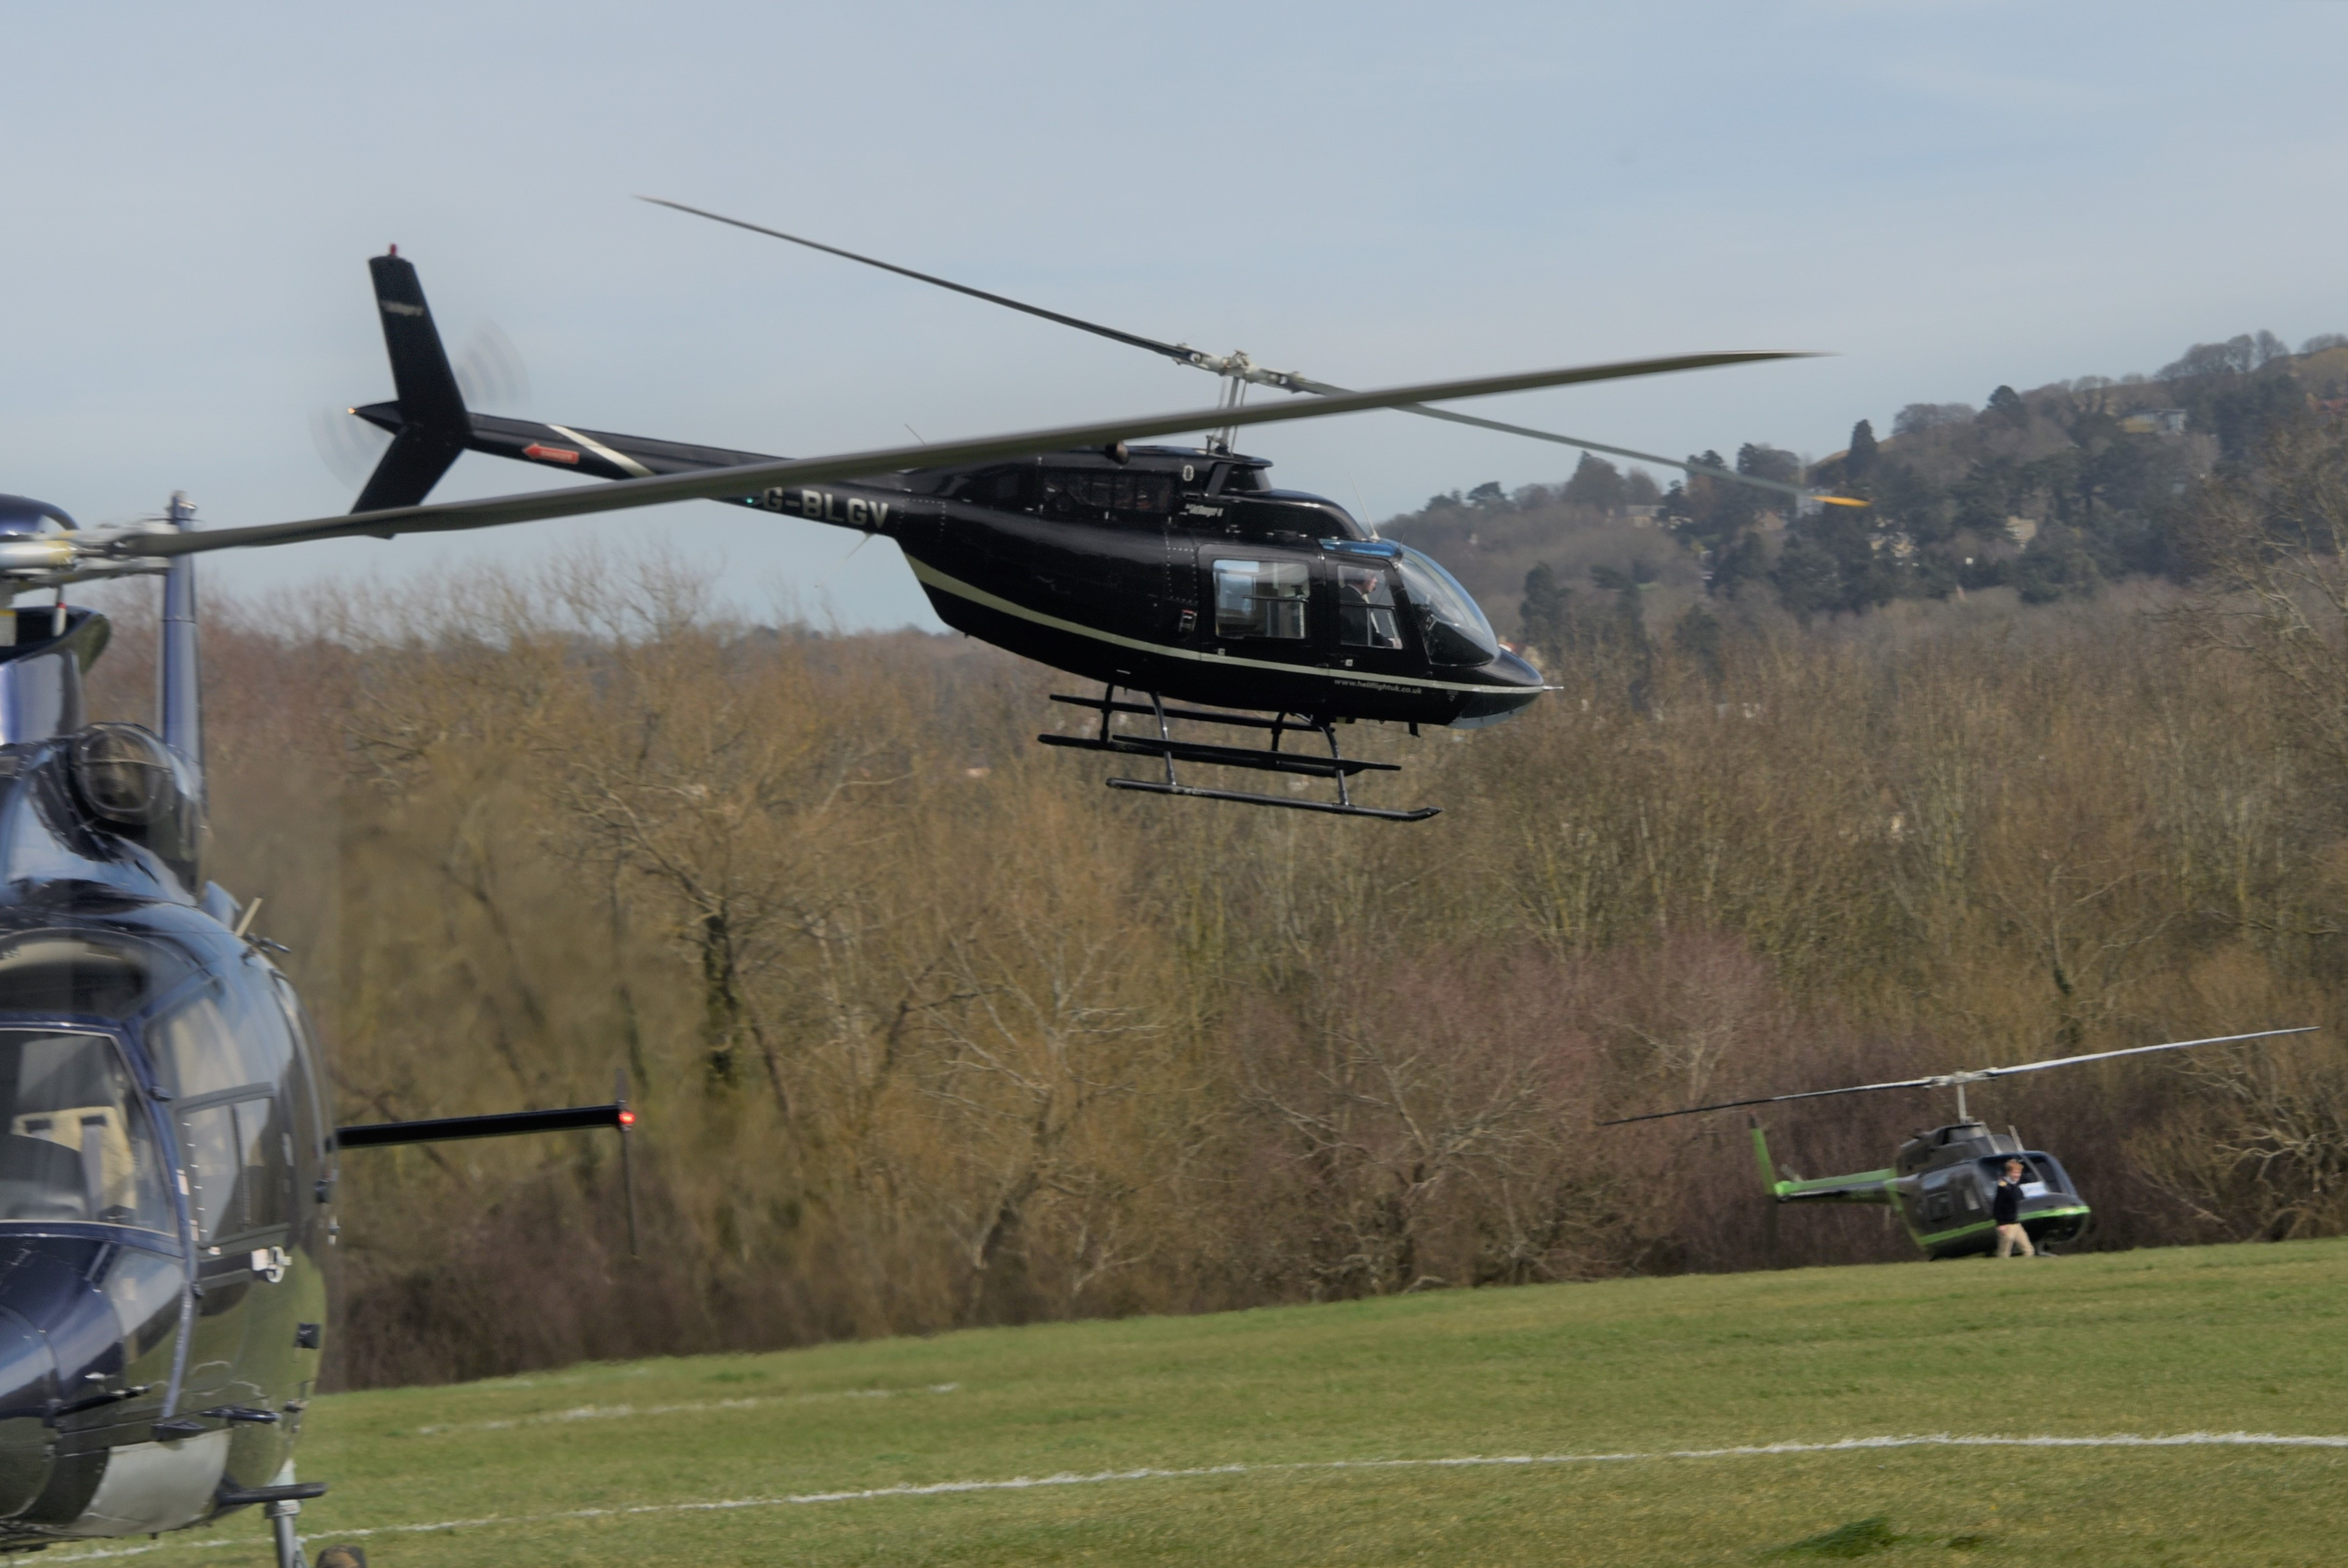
1203 552 1324 663
175 1092 295 1405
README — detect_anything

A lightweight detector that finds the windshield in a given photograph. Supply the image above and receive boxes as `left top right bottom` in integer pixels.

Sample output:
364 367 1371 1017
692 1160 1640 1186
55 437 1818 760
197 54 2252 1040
0 1028 172 1232
1394 547 1500 665
1980 1154 2065 1196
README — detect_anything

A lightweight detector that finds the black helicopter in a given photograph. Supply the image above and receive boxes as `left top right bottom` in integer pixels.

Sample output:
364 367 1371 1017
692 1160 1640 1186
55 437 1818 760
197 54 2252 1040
334 236 1810 818
0 251 1800 1564
1602 1027 2318 1259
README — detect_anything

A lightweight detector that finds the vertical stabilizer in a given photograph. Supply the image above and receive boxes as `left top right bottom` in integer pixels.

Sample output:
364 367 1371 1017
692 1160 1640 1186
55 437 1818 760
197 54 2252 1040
351 250 470 512
1750 1118 1782 1200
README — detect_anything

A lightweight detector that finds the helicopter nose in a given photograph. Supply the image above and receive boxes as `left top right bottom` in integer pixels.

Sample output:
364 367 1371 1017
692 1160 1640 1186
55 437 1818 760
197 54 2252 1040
1451 647 1546 728
1491 646 1543 688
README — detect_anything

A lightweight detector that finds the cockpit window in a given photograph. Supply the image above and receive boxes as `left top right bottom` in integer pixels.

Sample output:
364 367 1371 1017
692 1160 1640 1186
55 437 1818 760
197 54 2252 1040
1393 546 1500 665
1979 1154 2062 1195
151 981 294 1100
1219 466 1268 495
0 1029 172 1232
0 933 194 1020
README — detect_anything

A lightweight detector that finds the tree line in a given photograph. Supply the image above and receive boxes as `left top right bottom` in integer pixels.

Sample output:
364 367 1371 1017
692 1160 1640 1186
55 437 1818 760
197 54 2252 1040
80 418 2348 1390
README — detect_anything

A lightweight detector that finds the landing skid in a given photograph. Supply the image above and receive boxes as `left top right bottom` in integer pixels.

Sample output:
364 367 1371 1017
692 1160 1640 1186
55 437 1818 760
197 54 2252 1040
1039 688 1439 822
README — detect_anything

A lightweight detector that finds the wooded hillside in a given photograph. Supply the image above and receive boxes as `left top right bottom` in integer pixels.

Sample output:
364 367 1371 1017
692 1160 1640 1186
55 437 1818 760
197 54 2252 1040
1388 329 2348 631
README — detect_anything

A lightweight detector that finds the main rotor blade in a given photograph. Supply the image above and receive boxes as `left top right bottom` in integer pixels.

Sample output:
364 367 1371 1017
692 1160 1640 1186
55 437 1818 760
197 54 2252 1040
113 350 1804 559
1598 1076 1942 1126
642 199 1850 506
1600 1024 2321 1127
1279 372 1815 500
640 197 1200 366
1972 1026 2320 1081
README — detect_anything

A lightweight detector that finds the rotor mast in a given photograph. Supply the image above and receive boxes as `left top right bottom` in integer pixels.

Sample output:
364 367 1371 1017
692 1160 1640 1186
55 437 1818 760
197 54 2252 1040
159 491 202 801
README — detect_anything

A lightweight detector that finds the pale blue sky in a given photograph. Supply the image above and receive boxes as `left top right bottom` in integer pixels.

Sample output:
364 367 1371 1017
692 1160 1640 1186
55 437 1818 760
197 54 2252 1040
7 3 2345 628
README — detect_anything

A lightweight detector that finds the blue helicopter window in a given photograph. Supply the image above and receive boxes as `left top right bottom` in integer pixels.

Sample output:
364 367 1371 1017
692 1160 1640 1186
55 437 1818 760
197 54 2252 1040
149 981 294 1100
1393 546 1499 666
1213 560 1310 640
0 933 194 1020
180 1095 288 1242
0 1028 172 1233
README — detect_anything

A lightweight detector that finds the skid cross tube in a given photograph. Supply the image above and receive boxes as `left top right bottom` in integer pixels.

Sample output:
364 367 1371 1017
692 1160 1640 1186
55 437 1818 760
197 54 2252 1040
1041 685 1437 821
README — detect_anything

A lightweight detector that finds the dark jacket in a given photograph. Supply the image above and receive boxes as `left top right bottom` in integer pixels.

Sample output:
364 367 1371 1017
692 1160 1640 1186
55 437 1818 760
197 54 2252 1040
1993 1176 2025 1225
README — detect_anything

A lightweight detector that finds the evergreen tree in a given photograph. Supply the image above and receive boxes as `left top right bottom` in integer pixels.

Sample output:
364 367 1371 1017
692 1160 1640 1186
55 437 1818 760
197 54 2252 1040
1562 452 1629 512
1707 530 1767 600
1673 603 1724 683
1519 564 1572 650
1846 419 1879 481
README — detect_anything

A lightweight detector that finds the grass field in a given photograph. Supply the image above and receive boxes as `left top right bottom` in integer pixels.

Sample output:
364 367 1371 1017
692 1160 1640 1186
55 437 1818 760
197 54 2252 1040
76 1238 2348 1567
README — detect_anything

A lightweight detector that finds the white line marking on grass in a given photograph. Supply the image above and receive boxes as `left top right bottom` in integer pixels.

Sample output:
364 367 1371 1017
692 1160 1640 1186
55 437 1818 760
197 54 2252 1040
37 1432 2348 1562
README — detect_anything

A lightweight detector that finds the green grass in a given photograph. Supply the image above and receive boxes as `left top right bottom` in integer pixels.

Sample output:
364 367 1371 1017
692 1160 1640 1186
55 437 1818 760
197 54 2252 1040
98 1238 2348 1567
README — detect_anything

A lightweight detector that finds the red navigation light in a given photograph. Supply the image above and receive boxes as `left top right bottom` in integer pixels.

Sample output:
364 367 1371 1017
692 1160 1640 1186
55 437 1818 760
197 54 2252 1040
617 1109 636 1127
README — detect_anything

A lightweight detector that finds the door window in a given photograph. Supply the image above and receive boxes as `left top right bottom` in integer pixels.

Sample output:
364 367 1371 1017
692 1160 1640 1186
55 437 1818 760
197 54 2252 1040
181 1095 287 1241
150 978 293 1101
1337 565 1404 650
953 465 1031 507
270 976 332 1196
1212 560 1310 640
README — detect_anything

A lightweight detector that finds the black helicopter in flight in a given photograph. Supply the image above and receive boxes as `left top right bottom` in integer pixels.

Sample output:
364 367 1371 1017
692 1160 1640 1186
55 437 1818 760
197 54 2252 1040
1603 1027 2318 1259
0 246 1801 1565
333 226 1815 818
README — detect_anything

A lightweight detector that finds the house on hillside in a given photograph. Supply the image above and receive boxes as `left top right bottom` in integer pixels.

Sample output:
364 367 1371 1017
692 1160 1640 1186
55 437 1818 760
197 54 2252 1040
2119 408 2188 436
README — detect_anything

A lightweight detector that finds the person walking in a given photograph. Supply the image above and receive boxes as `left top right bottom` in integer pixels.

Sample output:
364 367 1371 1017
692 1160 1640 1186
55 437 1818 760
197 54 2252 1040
1993 1157 2036 1257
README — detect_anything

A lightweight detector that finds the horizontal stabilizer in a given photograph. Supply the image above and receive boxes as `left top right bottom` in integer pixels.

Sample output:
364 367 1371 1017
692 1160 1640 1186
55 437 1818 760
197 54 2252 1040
352 427 463 514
